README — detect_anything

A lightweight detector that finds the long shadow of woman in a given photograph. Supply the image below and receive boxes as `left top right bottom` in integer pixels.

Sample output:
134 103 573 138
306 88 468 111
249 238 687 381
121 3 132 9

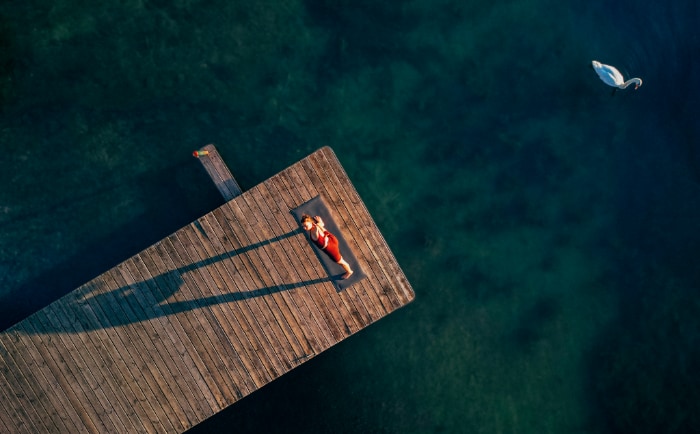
19 268 331 334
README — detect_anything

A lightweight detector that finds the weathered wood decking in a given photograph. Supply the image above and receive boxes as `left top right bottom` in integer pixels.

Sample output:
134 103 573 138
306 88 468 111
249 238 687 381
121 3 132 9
0 147 415 433
193 144 242 201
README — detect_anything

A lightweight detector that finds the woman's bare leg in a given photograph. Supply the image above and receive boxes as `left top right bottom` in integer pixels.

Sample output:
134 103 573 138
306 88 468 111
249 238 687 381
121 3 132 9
338 258 353 279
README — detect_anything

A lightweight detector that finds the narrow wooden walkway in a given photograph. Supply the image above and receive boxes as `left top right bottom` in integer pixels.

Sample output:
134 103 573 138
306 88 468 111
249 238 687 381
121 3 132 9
0 147 415 433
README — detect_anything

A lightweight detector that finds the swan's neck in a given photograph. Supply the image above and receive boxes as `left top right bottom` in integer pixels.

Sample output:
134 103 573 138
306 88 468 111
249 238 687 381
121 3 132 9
618 78 642 89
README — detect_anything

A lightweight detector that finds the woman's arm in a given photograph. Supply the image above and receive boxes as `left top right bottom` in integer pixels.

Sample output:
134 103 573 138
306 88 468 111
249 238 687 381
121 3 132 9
314 216 326 229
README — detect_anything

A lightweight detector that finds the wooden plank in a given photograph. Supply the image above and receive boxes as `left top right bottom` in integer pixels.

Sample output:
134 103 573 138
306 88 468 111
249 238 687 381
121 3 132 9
43 307 132 432
235 189 312 357
152 235 250 402
213 200 296 369
89 269 180 430
0 359 20 433
45 303 139 431
0 381 32 434
114 258 211 427
0 375 15 433
29 310 122 433
0 336 50 434
177 222 261 395
63 285 162 434
42 302 137 433
249 177 332 353
210 202 290 375
194 210 278 386
123 254 224 421
160 234 245 402
194 144 242 201
139 238 245 411
20 318 107 433
187 214 271 389
166 231 248 402
73 280 172 433
17 318 100 434
32 308 124 433
2 333 65 433
139 243 223 418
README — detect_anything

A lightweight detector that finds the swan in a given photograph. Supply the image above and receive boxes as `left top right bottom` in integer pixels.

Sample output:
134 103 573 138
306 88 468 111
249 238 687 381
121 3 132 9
592 60 642 90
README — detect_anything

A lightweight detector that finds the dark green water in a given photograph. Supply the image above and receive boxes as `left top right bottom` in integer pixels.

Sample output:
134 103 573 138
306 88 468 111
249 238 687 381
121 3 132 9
2 1 699 433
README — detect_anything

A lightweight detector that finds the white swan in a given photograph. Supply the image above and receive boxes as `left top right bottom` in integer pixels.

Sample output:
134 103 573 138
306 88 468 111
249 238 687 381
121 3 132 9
592 60 642 90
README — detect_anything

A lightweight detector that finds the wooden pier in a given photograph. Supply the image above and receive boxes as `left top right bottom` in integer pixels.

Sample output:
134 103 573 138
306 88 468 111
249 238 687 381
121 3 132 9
0 146 415 433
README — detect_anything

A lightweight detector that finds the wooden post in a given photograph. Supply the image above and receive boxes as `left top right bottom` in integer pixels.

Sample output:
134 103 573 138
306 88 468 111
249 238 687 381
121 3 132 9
193 144 242 201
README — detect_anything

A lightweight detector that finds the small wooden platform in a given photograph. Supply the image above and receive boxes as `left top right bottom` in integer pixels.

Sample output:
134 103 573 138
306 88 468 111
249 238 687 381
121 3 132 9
192 144 242 200
0 147 415 433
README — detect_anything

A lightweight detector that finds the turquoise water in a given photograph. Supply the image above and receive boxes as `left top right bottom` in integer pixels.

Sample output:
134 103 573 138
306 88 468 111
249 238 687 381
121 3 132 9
1 1 699 433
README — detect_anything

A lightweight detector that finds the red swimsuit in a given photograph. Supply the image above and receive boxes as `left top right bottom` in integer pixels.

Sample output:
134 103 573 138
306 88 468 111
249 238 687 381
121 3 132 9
312 228 342 262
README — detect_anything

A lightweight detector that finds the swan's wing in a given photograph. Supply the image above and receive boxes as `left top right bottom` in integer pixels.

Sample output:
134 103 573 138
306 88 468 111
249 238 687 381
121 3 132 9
594 63 625 86
606 66 625 84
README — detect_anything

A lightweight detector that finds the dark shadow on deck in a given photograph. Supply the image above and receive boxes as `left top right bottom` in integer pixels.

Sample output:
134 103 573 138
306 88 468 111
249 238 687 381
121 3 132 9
11 228 333 335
